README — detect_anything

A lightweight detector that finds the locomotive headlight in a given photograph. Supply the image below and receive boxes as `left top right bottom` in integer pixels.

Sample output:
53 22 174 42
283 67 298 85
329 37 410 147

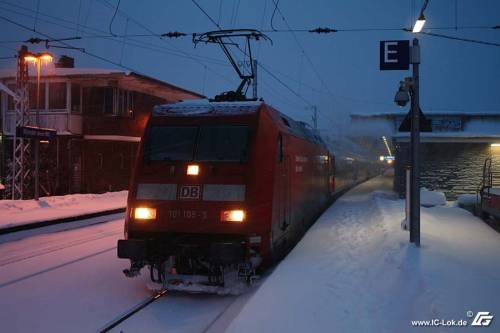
134 207 157 220
221 209 246 222
187 164 200 176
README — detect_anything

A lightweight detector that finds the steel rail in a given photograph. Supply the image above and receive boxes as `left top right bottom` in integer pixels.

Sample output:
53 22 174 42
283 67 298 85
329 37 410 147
98 289 168 333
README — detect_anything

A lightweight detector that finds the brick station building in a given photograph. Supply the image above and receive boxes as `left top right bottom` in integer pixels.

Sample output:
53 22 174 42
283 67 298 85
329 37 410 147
351 111 500 199
0 57 202 197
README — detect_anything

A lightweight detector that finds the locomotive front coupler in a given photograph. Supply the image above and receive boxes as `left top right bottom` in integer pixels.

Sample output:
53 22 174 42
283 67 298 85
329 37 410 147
123 260 145 278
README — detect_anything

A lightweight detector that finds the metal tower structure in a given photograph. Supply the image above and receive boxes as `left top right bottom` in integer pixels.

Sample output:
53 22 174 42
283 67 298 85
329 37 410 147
11 45 31 199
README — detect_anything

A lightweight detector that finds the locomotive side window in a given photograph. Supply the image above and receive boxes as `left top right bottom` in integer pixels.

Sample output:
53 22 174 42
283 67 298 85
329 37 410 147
144 125 197 161
196 125 250 162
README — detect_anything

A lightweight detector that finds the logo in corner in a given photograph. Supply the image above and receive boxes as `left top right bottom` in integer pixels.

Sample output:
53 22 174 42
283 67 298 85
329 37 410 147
471 312 494 327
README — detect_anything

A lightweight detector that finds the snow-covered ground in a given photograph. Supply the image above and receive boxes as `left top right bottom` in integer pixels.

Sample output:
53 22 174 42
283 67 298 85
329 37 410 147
2 177 499 332
0 191 127 229
227 176 500 332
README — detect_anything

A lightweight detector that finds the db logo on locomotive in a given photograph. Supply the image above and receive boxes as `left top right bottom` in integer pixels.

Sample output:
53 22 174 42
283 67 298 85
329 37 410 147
179 185 201 200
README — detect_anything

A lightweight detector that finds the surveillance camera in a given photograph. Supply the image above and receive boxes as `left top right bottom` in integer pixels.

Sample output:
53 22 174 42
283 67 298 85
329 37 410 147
394 89 410 107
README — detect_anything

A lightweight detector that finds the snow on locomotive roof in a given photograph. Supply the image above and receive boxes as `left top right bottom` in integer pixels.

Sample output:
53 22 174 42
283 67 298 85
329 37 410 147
153 99 262 117
153 99 326 146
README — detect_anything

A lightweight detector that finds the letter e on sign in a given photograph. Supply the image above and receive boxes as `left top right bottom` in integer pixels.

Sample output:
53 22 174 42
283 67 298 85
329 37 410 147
380 40 410 70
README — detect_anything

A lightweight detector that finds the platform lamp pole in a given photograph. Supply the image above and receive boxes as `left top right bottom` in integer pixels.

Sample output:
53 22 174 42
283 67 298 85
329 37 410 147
409 38 421 246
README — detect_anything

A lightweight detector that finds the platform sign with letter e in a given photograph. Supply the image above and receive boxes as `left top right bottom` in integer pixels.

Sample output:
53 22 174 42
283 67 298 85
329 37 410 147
379 40 410 70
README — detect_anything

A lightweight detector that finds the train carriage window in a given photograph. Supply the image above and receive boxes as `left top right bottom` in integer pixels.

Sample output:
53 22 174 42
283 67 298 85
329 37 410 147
196 125 250 162
144 126 197 161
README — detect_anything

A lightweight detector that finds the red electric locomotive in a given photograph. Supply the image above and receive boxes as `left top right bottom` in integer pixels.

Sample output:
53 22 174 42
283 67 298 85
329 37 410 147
118 100 335 292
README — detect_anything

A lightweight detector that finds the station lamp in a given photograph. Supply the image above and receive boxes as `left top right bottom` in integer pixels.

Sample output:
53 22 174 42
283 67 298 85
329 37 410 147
412 14 426 33
412 0 429 33
23 50 54 201
24 52 53 64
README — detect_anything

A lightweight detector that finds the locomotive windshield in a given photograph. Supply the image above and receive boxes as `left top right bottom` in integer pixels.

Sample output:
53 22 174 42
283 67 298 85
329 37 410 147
145 126 197 161
144 124 250 162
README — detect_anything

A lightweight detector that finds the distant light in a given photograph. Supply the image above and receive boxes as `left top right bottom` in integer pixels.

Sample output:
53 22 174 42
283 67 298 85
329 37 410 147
39 140 49 144
412 14 426 33
379 155 385 161
491 143 500 147
187 164 199 176
387 159 394 164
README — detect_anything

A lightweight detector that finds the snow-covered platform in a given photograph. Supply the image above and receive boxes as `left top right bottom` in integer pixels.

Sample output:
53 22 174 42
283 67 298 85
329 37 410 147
0 191 127 231
227 176 500 332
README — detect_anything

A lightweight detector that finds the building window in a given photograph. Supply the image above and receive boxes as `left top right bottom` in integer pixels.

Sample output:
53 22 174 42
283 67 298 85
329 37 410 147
97 153 103 169
49 82 67 110
71 83 81 113
83 87 114 115
82 87 134 116
119 153 125 169
103 88 114 115
115 89 134 117
7 83 16 110
29 82 46 110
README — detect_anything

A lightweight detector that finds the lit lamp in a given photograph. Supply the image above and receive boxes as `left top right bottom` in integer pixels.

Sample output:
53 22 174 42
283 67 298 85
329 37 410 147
412 0 429 33
23 50 54 200
24 52 53 64
412 13 426 33
187 164 200 176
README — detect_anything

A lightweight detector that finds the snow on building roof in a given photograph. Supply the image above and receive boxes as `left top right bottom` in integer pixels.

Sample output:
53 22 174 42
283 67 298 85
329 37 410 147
394 132 500 142
0 66 204 98
0 67 125 79
351 110 500 118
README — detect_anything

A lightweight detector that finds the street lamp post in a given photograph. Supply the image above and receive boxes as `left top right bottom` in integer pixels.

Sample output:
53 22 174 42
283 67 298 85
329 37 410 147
24 52 53 200
410 38 420 247
393 39 422 247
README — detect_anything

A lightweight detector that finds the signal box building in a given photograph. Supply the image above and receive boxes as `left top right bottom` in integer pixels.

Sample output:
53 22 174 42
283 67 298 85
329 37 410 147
351 111 500 199
0 57 202 197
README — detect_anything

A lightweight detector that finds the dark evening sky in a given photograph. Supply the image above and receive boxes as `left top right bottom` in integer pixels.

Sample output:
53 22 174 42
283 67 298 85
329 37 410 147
1 0 499 132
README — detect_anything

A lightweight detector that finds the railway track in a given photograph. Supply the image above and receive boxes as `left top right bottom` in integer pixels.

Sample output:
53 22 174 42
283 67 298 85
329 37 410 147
0 228 122 267
98 289 168 333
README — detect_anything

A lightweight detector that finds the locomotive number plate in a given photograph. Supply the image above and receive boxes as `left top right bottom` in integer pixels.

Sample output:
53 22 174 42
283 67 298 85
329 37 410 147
168 210 208 220
179 185 201 200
